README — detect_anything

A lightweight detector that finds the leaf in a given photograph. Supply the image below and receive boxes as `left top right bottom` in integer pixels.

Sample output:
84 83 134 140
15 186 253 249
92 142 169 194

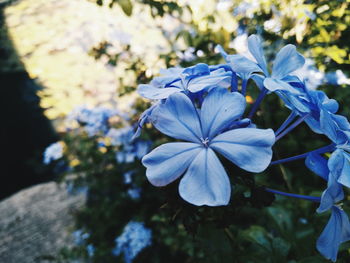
272 237 291 257
118 0 133 16
266 206 293 233
242 226 271 251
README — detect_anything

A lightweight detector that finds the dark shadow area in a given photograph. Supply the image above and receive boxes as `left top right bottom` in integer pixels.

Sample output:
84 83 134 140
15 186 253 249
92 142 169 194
0 3 58 200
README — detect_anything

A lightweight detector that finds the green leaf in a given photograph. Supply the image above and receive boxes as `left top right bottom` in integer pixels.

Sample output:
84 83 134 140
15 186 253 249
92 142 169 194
272 237 291 257
242 226 271 251
118 0 133 16
267 206 293 233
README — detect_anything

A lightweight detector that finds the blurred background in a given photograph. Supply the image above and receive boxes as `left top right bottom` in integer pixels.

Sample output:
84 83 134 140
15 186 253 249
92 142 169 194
1 0 350 262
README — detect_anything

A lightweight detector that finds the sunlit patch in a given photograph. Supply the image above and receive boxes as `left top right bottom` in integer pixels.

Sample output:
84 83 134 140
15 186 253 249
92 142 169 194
246 95 253 104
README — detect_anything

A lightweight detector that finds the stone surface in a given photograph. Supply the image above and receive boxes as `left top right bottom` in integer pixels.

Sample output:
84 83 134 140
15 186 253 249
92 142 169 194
0 181 85 263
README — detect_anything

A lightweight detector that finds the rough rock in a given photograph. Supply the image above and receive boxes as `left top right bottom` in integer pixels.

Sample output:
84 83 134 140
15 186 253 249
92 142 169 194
0 181 85 263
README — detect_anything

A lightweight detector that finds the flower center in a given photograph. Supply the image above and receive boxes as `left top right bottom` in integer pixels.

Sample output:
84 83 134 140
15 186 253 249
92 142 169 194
200 137 210 147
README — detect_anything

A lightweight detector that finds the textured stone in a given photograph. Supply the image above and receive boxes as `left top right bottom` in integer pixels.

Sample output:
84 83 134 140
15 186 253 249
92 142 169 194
0 182 85 263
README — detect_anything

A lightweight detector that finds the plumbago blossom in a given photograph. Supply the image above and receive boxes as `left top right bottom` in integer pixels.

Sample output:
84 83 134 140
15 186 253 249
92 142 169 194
43 142 64 164
68 106 120 137
112 221 152 263
135 34 350 261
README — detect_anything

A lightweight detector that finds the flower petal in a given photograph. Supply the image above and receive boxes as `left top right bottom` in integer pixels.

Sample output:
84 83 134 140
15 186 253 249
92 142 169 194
227 54 263 79
179 148 231 206
248 34 269 75
138 84 182 100
264 77 300 94
317 206 350 262
305 152 329 181
320 109 339 143
271 44 305 79
142 142 202 187
200 88 246 139
150 92 202 143
187 68 232 93
251 74 266 90
336 151 350 188
210 128 275 173
317 173 344 213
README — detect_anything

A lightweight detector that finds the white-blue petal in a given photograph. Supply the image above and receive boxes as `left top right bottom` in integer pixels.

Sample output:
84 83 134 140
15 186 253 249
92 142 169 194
138 84 182 100
337 151 350 188
271 44 305 79
210 128 275 173
264 77 300 94
150 92 203 143
320 109 339 143
317 206 350 262
187 68 232 93
248 34 269 76
317 173 344 213
142 142 202 187
179 148 231 206
227 54 263 79
251 74 266 90
200 89 246 139
305 152 329 181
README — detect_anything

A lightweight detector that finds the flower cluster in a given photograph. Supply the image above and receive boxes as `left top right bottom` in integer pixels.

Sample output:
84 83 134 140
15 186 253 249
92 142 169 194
112 221 152 263
106 126 150 164
72 230 95 257
136 34 350 261
68 106 119 137
43 141 64 164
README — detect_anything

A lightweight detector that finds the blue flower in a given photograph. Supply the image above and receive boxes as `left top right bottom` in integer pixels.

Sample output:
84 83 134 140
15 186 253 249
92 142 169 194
317 206 350 262
137 63 232 100
222 34 305 94
305 152 343 213
279 84 342 135
86 244 95 257
69 106 118 137
43 142 63 164
106 126 151 164
72 230 90 246
127 187 141 200
112 221 152 263
142 88 275 206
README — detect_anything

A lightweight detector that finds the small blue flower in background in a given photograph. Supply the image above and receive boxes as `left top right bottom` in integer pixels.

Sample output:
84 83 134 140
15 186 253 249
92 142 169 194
112 221 152 263
142 88 275 206
43 142 63 164
106 127 133 146
326 70 350 86
317 206 350 262
123 171 133 184
86 244 95 257
293 58 324 90
105 125 151 164
127 188 141 200
68 106 118 137
115 140 151 164
72 230 90 246
123 171 142 200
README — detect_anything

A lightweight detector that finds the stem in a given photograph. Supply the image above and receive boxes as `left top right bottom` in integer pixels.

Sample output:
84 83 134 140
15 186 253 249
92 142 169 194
275 111 297 136
270 143 335 165
265 188 321 202
241 78 248 96
247 88 268 119
275 114 309 141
